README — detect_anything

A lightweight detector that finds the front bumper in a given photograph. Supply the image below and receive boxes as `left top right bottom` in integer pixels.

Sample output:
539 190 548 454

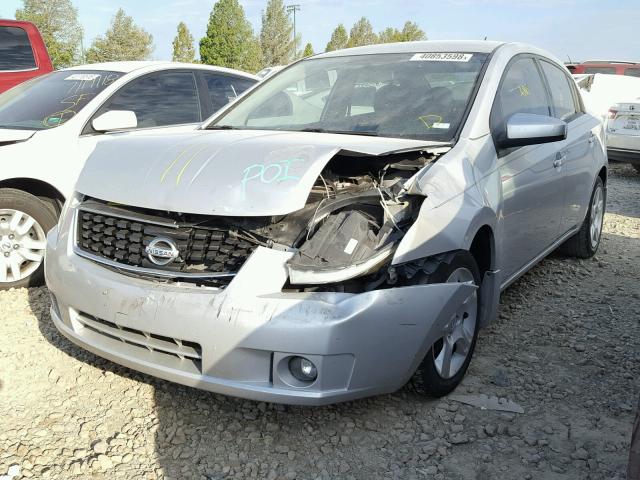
45 219 475 405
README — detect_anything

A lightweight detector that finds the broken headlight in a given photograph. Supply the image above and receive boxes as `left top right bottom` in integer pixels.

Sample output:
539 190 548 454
286 209 398 285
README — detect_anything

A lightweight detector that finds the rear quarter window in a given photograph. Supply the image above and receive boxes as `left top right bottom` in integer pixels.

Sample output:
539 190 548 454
0 26 36 71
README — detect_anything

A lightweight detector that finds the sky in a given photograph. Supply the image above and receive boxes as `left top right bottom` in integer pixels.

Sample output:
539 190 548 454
2 0 639 64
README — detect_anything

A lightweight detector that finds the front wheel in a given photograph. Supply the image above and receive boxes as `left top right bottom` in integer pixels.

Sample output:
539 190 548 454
0 188 57 289
410 251 481 397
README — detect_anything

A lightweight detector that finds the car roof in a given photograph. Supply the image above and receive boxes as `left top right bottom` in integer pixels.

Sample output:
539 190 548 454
314 40 505 59
61 61 258 79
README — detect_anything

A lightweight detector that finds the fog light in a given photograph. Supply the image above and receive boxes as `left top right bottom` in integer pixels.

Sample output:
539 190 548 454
288 356 317 382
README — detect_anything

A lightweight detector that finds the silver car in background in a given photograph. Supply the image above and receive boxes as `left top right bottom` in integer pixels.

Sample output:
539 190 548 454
46 41 607 405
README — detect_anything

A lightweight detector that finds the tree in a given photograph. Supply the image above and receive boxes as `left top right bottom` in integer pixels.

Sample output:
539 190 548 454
85 9 154 63
15 0 83 68
260 0 295 66
325 24 348 52
378 27 401 44
172 22 196 63
400 21 427 42
302 42 314 57
347 17 377 48
199 0 262 73
378 21 426 44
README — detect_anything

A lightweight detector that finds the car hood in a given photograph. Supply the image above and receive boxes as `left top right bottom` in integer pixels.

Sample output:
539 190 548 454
77 129 446 216
0 128 36 144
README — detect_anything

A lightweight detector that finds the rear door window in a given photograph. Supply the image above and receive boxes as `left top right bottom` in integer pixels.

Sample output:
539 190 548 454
0 26 36 71
540 61 578 121
97 71 201 128
203 73 257 111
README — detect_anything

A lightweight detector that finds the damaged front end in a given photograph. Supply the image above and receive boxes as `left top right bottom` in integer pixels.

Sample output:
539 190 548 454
73 147 447 291
284 151 436 291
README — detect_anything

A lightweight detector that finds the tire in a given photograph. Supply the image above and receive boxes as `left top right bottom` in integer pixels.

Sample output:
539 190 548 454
633 164 640 174
0 188 58 290
410 251 481 398
560 177 605 259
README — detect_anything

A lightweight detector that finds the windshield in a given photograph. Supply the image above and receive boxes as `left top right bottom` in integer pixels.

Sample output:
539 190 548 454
209 52 488 141
0 70 124 130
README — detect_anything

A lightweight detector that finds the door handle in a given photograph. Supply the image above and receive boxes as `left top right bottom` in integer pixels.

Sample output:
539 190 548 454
588 134 596 146
553 152 566 169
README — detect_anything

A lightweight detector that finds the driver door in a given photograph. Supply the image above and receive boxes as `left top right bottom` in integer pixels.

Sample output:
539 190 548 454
493 56 568 282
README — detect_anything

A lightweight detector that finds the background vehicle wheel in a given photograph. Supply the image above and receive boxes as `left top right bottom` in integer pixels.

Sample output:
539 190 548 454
0 188 57 290
560 177 605 259
410 251 481 398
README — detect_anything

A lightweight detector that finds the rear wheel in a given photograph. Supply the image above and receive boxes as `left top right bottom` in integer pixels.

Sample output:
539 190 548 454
560 177 605 259
0 188 57 289
410 251 481 397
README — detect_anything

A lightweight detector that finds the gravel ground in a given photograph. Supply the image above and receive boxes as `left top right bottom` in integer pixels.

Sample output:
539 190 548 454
0 163 638 480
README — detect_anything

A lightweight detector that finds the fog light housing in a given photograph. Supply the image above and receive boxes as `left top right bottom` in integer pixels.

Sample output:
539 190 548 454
288 356 317 382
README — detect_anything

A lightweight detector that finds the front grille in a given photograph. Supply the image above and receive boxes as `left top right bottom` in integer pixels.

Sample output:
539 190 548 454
76 202 258 278
76 311 202 373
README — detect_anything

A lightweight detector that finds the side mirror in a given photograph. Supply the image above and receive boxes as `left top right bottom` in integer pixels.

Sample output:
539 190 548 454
499 113 567 149
91 110 137 133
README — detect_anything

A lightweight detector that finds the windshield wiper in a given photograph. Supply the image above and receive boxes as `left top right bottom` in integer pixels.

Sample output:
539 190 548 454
299 127 380 137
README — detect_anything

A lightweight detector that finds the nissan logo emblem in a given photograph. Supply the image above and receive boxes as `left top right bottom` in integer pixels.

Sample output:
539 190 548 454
145 237 180 266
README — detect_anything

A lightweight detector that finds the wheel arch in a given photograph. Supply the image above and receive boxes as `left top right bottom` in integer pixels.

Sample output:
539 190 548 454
0 178 65 211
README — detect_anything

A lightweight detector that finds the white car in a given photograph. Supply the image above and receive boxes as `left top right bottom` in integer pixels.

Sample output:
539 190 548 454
606 101 640 173
0 61 258 289
575 73 640 173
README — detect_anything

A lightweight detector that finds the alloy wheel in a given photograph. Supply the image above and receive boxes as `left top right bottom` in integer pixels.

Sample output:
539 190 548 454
0 209 47 283
433 267 478 379
590 185 604 249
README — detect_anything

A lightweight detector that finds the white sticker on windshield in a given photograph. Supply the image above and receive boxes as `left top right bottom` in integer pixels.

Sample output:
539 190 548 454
410 53 473 62
64 74 101 81
432 122 451 129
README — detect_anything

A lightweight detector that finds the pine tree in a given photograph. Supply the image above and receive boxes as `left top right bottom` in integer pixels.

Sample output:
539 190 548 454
325 24 348 52
260 0 295 66
347 17 377 48
199 0 263 73
15 0 83 68
172 22 196 63
85 9 154 62
302 42 314 57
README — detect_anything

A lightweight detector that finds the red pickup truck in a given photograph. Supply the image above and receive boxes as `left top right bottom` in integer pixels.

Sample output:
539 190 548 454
0 19 53 93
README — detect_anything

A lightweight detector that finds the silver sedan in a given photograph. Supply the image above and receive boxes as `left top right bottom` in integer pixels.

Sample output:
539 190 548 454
46 40 607 405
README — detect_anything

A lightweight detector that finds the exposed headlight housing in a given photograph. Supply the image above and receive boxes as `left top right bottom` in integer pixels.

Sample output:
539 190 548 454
286 209 397 285
288 245 394 284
